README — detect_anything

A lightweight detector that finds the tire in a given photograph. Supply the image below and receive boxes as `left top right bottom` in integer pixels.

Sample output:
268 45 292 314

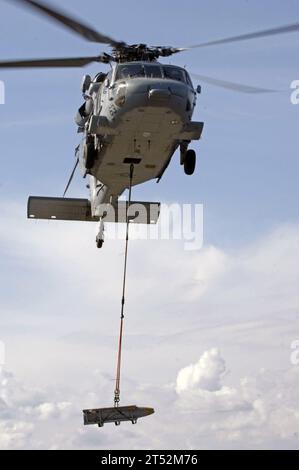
96 239 104 249
184 149 196 175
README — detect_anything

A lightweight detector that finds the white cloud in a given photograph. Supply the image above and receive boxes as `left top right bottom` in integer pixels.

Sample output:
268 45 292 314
175 349 250 413
0 420 34 449
176 348 225 393
36 402 72 421
0 366 75 449
174 350 299 448
192 247 228 297
1 202 299 448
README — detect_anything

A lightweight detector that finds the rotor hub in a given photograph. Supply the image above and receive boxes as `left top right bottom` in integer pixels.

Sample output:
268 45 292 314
111 44 175 62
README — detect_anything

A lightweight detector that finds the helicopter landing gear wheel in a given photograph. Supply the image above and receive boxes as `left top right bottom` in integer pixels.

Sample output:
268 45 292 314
96 239 104 249
184 149 196 175
96 219 104 249
115 421 121 426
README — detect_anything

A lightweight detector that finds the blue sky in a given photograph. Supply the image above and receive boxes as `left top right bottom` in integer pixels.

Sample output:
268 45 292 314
0 0 299 449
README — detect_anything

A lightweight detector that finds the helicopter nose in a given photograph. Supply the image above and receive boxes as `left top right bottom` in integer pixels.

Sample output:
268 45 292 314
148 88 171 102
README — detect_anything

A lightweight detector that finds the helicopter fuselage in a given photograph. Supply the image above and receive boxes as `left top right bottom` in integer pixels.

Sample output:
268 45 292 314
76 61 204 213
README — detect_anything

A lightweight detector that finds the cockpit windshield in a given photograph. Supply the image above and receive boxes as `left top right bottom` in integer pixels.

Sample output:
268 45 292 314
116 64 145 80
145 65 162 78
115 64 191 84
116 64 163 80
162 66 186 83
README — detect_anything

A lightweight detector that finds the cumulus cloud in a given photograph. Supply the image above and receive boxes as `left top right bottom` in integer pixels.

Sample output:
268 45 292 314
175 349 250 413
0 367 74 449
176 348 225 393
173 351 299 448
35 402 72 421
0 420 34 449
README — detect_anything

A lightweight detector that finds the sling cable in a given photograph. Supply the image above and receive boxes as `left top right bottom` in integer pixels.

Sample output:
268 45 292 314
114 163 134 408
82 164 155 427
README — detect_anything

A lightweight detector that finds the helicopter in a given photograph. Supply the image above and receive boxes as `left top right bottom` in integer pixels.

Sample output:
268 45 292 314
1 0 299 248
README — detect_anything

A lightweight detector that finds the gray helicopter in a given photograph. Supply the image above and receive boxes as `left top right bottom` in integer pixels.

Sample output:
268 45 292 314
1 0 299 247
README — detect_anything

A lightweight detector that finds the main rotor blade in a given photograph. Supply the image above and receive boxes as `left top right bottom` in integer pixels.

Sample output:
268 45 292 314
183 22 299 49
11 0 124 46
0 56 103 68
191 73 278 94
63 158 79 198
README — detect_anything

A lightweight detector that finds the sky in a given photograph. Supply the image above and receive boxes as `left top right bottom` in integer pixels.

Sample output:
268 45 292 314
0 0 299 449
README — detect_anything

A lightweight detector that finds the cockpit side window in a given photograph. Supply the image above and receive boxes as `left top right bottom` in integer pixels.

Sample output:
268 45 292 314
116 64 145 80
163 66 186 83
185 71 194 88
